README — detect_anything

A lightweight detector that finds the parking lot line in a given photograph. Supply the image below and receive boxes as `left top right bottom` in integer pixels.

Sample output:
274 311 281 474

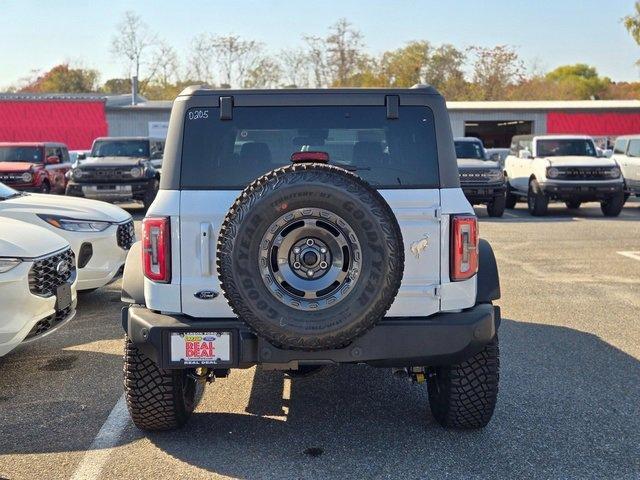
617 251 640 262
70 394 129 480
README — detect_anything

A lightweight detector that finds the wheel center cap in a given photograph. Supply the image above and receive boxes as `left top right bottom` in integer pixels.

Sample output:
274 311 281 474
302 251 318 266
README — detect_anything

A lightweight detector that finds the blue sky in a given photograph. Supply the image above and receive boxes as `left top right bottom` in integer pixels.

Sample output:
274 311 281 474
1 0 639 88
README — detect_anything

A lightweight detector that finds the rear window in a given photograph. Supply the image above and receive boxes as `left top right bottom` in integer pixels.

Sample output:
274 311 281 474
181 106 439 189
91 140 150 158
0 147 43 163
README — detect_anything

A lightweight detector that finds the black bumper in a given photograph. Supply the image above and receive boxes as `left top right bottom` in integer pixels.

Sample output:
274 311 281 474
66 179 155 200
540 181 623 200
461 183 506 204
122 303 500 369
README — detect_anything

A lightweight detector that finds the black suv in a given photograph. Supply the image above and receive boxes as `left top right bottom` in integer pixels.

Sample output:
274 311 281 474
66 137 163 209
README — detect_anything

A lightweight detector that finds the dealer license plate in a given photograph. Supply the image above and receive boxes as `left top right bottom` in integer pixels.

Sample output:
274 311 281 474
170 332 231 365
55 283 72 311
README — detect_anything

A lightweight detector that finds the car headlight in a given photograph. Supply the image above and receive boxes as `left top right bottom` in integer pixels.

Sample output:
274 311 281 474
21 172 33 182
73 168 83 179
0 258 21 273
607 167 621 178
486 169 504 182
37 215 111 232
546 167 560 179
130 167 143 178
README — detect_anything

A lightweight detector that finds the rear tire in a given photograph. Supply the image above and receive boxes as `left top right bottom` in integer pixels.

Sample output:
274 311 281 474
124 336 203 431
600 192 625 217
527 179 548 216
565 200 581 209
39 181 51 194
428 336 499 429
486 193 506 218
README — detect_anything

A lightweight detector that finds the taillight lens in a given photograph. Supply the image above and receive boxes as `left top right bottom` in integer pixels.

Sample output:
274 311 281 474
450 215 478 281
142 217 171 282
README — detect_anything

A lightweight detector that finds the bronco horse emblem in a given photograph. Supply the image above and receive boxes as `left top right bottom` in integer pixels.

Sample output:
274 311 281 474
410 235 430 259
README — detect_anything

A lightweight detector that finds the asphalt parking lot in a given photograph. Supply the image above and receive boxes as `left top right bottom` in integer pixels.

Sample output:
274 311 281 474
1 201 639 480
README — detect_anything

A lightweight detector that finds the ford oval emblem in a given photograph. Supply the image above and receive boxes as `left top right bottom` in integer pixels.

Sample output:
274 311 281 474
194 290 219 300
56 260 69 275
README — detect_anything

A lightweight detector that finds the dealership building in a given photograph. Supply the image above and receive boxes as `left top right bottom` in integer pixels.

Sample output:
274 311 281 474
2 92 640 150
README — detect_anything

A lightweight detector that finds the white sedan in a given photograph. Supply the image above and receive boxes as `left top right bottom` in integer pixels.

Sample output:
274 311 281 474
0 182 134 291
0 217 78 356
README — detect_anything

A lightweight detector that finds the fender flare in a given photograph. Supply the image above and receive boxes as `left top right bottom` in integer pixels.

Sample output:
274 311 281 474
121 241 145 304
476 239 500 303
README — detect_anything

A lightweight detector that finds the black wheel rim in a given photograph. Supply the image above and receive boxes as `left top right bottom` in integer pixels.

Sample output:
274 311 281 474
259 207 361 311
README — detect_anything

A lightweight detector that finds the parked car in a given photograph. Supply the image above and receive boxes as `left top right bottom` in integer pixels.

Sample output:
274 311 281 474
0 182 134 291
66 137 164 209
504 135 624 216
485 148 510 168
611 135 640 199
121 86 501 432
0 217 77 357
0 142 71 194
455 137 506 217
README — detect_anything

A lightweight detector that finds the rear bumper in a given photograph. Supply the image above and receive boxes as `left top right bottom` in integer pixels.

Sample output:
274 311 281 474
123 303 500 369
540 180 623 200
461 183 506 204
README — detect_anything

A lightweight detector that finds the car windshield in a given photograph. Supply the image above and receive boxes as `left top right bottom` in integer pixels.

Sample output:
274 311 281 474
0 146 43 163
91 140 149 158
455 141 485 160
181 105 439 189
537 139 597 157
0 182 21 200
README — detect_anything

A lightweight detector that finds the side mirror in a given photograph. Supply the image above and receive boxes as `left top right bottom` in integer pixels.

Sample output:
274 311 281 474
77 153 86 160
518 150 532 159
45 155 60 165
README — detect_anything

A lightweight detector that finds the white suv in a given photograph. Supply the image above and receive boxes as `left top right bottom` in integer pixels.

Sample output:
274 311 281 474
120 86 501 432
504 135 624 216
0 182 134 291
611 135 640 200
0 217 77 357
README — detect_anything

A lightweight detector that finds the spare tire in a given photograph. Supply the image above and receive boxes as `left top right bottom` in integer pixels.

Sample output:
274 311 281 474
217 163 404 351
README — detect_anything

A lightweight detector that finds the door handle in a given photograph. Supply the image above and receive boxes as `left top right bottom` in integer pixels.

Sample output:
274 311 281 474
200 222 212 276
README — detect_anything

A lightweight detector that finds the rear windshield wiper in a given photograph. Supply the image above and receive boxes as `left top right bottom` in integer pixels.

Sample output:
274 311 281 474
334 163 371 172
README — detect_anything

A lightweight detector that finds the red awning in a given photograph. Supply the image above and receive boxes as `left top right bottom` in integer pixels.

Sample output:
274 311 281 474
547 111 640 136
0 100 108 150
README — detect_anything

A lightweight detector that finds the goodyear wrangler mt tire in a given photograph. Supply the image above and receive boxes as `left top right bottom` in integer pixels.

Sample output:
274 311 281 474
217 163 404 351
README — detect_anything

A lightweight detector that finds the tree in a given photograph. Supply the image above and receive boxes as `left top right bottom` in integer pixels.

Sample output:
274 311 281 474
303 35 329 87
280 48 310 88
19 64 99 93
244 57 282 88
211 35 263 88
187 33 216 85
111 11 158 80
545 64 611 99
424 44 468 99
379 41 430 87
468 45 525 100
623 2 640 65
325 18 366 86
101 77 132 94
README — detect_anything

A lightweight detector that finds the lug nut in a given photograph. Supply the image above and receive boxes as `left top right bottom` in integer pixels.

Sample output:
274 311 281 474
319 261 328 268
306 239 314 246
293 261 301 269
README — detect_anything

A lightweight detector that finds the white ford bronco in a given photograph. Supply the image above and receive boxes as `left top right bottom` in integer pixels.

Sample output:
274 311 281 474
611 135 640 200
121 86 501 431
504 134 625 216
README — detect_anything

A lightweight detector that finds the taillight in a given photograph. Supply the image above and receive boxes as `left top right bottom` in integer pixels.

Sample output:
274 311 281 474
450 215 478 281
142 217 171 282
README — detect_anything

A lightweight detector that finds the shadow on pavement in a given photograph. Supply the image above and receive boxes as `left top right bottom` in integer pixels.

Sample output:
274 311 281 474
476 203 640 223
144 319 640 479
